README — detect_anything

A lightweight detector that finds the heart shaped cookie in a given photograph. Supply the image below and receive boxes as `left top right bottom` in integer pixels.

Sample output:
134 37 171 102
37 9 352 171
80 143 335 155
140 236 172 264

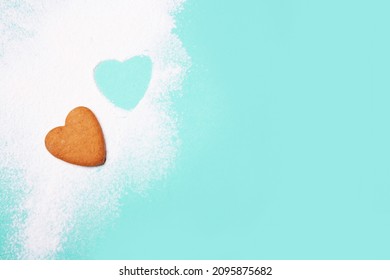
45 106 106 167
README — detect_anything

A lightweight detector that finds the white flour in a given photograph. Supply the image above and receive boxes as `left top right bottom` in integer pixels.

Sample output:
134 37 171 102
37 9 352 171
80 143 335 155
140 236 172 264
0 0 189 259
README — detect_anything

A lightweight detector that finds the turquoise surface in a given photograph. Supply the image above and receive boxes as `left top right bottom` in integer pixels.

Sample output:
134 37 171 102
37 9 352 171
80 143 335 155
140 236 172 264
94 57 152 110
3 0 390 259
83 0 390 259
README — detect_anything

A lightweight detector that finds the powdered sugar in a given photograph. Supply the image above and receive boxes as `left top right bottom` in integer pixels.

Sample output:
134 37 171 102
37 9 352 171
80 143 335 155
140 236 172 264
0 0 189 259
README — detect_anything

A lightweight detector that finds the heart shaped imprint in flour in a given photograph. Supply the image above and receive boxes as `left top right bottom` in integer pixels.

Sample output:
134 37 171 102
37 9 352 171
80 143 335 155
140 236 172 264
94 56 152 110
45 106 106 167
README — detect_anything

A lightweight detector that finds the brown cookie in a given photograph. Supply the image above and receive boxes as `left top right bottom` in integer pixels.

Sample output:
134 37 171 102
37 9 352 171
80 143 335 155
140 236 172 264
45 106 106 167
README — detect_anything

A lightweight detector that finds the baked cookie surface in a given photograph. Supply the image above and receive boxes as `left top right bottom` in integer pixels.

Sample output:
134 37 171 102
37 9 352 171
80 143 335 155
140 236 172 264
45 106 106 167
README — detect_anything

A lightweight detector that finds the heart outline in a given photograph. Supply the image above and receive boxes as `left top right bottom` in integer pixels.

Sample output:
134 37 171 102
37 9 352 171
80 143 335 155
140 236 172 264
94 56 152 110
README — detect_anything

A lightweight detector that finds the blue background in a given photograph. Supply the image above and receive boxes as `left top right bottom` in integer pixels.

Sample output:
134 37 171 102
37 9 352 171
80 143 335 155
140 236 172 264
14 0 390 259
